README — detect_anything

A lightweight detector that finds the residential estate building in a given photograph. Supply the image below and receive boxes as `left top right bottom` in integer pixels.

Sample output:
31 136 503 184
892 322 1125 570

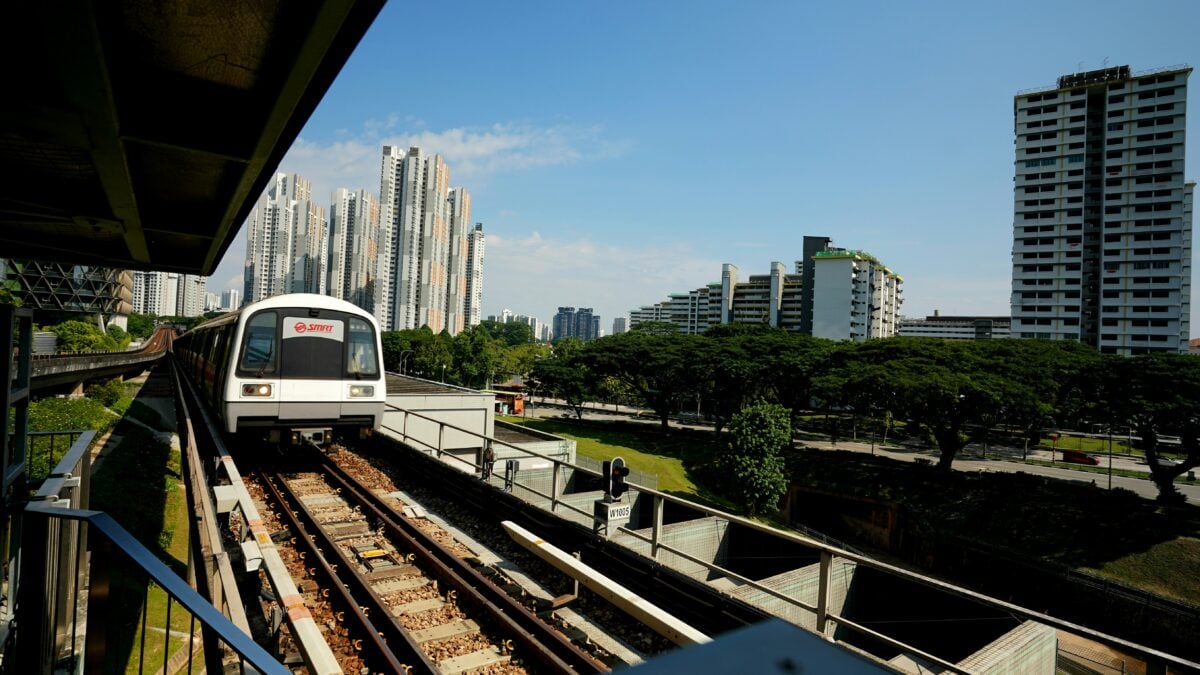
898 312 1012 340
378 146 478 334
629 236 902 340
464 223 486 329
1011 65 1193 355
132 271 207 318
243 173 327 304
553 307 600 341
328 187 382 315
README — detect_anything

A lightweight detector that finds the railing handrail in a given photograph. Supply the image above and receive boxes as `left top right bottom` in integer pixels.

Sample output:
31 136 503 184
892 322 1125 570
384 403 1200 671
23 503 289 674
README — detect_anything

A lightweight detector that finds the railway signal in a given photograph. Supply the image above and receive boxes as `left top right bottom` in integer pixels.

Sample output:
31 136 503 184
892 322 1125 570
602 457 630 501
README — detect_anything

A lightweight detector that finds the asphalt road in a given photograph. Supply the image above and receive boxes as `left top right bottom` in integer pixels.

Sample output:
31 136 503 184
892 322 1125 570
795 439 1200 503
519 400 1199 504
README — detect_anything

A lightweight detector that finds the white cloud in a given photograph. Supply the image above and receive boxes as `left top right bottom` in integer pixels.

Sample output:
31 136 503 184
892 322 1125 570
279 120 631 201
481 231 721 327
207 119 630 298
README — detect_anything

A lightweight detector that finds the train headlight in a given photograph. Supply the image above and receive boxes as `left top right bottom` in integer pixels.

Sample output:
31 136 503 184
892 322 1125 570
349 385 375 398
242 383 272 397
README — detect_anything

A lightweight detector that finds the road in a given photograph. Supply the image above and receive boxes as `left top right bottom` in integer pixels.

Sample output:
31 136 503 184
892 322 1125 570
518 399 1199 504
797 437 1200 504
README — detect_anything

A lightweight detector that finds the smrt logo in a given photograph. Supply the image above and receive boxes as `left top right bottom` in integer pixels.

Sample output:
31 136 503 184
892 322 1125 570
294 322 333 334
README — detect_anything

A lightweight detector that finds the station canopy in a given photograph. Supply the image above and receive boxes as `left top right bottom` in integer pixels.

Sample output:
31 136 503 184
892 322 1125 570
0 0 383 275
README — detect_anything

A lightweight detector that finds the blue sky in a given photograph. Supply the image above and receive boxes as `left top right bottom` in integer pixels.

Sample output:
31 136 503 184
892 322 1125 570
210 0 1200 331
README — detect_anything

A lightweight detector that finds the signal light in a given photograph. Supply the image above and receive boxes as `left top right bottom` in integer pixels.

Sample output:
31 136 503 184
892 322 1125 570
602 457 630 500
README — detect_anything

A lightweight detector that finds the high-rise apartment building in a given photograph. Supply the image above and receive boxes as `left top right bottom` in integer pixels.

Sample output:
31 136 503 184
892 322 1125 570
629 237 902 340
1011 65 1193 355
552 307 601 341
446 188 472 334
132 271 207 317
328 188 382 315
378 147 476 334
808 250 903 341
612 317 628 334
464 223 486 328
244 173 326 303
221 288 241 311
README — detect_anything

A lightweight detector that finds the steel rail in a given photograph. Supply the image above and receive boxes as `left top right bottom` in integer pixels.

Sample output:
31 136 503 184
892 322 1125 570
259 472 431 673
316 448 608 674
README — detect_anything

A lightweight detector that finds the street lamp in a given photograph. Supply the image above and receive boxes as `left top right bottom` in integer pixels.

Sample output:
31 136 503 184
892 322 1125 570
399 349 414 375
441 363 447 383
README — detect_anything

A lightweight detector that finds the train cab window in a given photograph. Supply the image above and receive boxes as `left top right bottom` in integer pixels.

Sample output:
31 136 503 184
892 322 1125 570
239 312 278 374
346 318 379 377
281 313 346 379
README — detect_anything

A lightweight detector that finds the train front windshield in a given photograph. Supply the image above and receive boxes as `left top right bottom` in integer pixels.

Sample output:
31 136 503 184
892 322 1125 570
238 309 380 379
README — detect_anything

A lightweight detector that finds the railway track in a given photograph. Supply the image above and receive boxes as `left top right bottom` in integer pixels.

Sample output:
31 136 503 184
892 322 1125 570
248 445 607 674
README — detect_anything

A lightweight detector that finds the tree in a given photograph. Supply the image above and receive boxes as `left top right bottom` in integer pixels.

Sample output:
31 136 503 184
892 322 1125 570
452 326 501 388
532 355 591 418
846 338 1006 471
498 342 552 383
582 331 706 428
126 312 156 340
479 320 535 346
717 402 791 516
106 323 130 349
413 328 453 381
1104 353 1200 504
700 336 769 433
50 320 116 352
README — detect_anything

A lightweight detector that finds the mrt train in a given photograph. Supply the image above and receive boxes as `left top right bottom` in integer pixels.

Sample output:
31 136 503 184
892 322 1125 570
174 293 386 444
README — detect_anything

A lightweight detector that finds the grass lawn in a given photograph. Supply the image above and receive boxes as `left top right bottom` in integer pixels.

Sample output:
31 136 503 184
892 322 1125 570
499 416 740 507
91 406 196 672
1085 537 1200 605
502 416 699 493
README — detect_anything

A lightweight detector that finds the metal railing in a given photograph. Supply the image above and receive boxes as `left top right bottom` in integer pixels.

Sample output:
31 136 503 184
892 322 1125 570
14 424 287 674
381 403 1200 674
24 430 89 485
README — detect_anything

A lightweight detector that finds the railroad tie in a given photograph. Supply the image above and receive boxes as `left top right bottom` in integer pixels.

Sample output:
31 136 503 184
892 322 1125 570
438 647 511 675
409 619 480 645
373 576 429 594
391 597 445 616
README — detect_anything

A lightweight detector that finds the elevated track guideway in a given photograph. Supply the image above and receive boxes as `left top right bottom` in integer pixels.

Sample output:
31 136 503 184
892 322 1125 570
25 326 174 391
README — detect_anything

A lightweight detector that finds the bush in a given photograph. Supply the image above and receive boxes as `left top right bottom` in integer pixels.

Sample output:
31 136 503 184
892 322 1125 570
106 324 131 349
50 320 118 352
86 378 125 407
717 401 791 516
22 397 115 479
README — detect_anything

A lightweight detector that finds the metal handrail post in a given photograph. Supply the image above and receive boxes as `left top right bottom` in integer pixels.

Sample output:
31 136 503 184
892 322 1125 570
816 550 833 638
651 495 664 561
14 506 51 673
550 460 560 512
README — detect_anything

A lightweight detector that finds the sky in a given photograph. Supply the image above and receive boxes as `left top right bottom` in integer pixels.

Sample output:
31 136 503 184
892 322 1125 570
208 0 1200 330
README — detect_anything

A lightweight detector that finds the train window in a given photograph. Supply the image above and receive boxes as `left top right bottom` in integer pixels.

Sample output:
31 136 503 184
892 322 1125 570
239 312 278 374
281 313 346 379
346 318 379 377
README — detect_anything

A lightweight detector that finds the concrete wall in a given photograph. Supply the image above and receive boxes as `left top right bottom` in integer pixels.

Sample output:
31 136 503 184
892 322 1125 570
729 559 857 633
383 392 494 453
956 621 1056 674
617 517 731 582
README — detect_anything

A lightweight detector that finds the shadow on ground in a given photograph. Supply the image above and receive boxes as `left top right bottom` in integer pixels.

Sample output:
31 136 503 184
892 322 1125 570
87 363 182 672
